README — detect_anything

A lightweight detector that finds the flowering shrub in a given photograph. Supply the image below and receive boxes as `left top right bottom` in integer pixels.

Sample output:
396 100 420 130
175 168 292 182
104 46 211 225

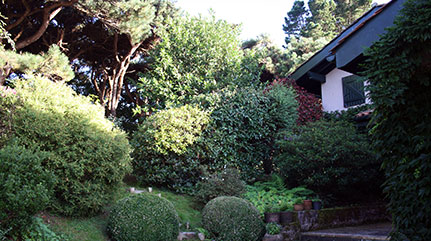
268 78 322 125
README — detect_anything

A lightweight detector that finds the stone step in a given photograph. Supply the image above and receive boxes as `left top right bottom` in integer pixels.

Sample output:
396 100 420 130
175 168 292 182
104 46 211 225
301 232 389 241
300 223 391 241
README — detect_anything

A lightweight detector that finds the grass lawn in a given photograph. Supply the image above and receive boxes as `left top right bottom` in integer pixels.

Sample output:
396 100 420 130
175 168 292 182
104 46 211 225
42 185 203 241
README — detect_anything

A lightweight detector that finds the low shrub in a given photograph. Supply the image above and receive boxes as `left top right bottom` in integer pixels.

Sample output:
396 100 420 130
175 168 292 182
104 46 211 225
275 120 382 202
20 217 66 241
5 77 132 216
107 193 180 241
0 142 54 236
195 168 246 203
202 196 265 241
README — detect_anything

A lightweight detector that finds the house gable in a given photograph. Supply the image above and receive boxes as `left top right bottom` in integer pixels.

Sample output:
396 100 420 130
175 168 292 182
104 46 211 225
291 0 406 112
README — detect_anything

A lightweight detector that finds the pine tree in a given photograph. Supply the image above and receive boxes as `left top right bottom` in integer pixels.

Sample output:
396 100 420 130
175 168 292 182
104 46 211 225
282 0 372 73
1 0 177 117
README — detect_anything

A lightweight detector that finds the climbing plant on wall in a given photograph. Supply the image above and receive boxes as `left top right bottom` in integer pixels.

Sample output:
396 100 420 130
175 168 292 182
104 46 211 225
364 0 431 240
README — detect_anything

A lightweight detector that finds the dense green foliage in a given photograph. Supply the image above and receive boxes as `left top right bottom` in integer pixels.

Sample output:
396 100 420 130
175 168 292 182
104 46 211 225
132 85 298 192
363 0 431 239
275 120 382 202
195 168 246 203
323 104 372 123
202 196 265 241
131 105 209 190
107 193 179 241
197 85 297 179
135 13 261 115
0 142 54 236
4 77 131 216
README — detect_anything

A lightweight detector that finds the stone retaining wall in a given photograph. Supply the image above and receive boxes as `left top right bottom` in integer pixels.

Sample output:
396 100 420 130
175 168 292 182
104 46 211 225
293 204 390 232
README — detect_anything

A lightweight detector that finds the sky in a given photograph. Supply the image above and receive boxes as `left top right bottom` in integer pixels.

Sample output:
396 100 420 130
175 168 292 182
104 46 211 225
175 0 391 48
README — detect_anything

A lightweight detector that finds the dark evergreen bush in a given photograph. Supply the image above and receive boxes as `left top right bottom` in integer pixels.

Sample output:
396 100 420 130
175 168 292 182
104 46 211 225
202 196 265 241
4 77 132 216
196 85 297 181
195 168 246 203
275 120 382 201
107 193 179 241
364 0 431 239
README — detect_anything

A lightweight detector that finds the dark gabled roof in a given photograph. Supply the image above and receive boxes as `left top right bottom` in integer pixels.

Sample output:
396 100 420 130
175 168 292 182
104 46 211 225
290 0 405 95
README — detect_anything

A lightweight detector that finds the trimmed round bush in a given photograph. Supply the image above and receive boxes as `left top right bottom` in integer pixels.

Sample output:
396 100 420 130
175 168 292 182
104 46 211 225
202 196 265 241
4 77 132 216
107 193 180 241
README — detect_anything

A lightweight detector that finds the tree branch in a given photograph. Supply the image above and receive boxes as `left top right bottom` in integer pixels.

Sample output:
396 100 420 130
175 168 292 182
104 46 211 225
5 0 31 31
15 0 78 50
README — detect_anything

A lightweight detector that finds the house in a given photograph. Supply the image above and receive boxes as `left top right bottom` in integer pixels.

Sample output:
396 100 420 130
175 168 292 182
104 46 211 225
291 0 406 112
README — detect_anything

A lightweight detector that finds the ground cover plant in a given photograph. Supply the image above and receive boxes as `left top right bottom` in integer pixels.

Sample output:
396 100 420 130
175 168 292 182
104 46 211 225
364 0 431 239
243 175 316 214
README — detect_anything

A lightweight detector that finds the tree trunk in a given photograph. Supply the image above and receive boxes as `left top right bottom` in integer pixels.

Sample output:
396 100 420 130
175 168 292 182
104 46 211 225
104 41 142 117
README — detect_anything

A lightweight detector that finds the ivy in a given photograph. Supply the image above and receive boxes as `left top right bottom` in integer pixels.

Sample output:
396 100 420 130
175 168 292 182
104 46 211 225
363 0 431 239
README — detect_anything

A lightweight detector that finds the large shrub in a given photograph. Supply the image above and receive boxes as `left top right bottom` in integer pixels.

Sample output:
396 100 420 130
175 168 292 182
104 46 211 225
363 0 431 239
5 76 132 216
275 120 382 201
0 142 54 236
131 104 210 191
202 196 265 241
196 85 297 180
107 193 179 241
132 86 298 191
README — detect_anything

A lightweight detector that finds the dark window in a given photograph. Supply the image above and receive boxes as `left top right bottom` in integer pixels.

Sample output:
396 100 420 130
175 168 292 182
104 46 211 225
342 75 365 108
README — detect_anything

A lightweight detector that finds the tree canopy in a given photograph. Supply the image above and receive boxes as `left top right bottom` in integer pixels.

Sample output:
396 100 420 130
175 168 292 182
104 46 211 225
134 13 262 115
282 0 372 72
1 0 177 116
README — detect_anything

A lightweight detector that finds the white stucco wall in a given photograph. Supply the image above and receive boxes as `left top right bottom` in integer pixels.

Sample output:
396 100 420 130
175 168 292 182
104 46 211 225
322 68 371 112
